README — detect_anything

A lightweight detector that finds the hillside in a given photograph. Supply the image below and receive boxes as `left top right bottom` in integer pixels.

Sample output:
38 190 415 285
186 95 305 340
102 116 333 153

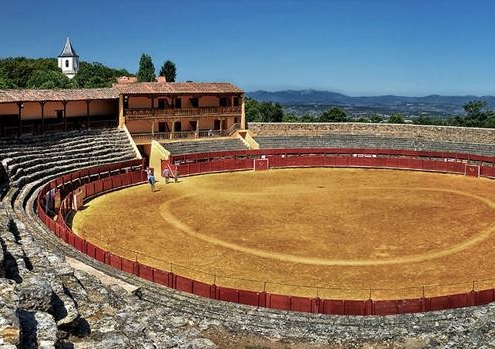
248 89 495 116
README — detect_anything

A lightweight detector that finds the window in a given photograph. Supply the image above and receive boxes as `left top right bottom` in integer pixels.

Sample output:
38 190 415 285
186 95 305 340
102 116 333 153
65 60 69 68
158 99 166 109
175 98 182 108
158 122 169 132
220 97 229 107
233 97 239 106
190 97 199 108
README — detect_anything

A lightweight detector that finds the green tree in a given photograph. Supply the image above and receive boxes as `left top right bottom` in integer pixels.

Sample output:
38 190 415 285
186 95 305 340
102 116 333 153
370 114 383 123
388 113 404 124
300 114 318 122
0 70 12 88
137 53 155 82
319 107 347 122
413 115 447 126
463 100 487 127
74 61 131 88
26 70 73 89
245 98 284 122
282 113 299 122
159 60 176 82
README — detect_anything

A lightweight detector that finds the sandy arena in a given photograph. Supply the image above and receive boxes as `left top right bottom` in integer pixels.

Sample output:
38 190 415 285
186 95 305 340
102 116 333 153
70 168 495 300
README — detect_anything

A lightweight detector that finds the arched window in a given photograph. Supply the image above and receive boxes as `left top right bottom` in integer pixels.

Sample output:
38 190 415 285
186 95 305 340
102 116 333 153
65 60 69 68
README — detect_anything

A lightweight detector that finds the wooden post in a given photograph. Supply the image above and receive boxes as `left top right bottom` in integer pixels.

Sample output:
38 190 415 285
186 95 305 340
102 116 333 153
62 100 68 131
40 101 45 133
240 94 246 130
17 102 24 137
118 94 125 128
86 99 91 129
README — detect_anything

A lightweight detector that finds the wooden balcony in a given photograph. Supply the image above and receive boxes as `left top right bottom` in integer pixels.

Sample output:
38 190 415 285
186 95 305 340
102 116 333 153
124 106 241 119
131 123 241 144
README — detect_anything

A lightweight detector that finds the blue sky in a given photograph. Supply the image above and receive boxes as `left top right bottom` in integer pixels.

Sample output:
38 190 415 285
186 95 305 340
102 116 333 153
0 0 494 96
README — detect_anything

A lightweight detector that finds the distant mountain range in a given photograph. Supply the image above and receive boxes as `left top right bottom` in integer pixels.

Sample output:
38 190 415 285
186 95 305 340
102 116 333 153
247 89 495 117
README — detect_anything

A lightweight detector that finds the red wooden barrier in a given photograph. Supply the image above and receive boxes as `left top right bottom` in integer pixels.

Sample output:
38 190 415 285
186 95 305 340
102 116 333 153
108 254 122 270
153 269 171 286
267 294 291 311
73 235 85 253
428 295 450 311
86 242 97 259
481 166 495 178
396 299 423 314
130 171 143 184
121 172 132 186
237 290 261 307
175 275 194 293
210 161 225 172
289 296 313 313
477 289 495 305
449 292 474 309
121 258 137 275
192 280 212 298
138 264 154 282
65 230 75 246
374 300 398 315
344 300 367 316
321 300 346 315
217 286 239 303
103 178 113 191
94 180 103 194
112 175 123 189
85 182 95 197
94 246 106 263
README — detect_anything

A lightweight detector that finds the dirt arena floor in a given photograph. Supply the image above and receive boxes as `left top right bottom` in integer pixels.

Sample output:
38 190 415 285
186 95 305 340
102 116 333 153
70 168 495 300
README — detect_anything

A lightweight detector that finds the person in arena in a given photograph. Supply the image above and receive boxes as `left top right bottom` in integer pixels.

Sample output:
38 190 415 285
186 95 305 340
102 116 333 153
162 167 170 184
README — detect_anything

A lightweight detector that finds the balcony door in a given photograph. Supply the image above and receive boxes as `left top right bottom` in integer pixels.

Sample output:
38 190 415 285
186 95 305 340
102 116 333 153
174 121 182 132
213 119 221 130
158 122 169 133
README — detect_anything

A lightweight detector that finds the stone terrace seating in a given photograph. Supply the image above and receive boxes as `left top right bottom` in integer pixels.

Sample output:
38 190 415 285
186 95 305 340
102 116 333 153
0 128 137 190
162 137 248 155
254 134 495 156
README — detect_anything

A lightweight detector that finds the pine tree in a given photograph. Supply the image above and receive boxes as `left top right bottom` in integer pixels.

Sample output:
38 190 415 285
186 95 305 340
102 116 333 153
159 60 177 82
137 53 155 82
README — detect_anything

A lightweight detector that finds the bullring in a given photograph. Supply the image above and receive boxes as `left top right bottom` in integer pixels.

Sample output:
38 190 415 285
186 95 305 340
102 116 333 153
2 85 495 346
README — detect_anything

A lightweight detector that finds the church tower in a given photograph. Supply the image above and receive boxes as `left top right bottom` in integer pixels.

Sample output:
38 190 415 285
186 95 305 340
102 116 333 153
58 37 79 79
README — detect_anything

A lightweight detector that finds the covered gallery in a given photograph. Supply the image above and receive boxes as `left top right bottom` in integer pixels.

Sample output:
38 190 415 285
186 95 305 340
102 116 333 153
0 81 245 139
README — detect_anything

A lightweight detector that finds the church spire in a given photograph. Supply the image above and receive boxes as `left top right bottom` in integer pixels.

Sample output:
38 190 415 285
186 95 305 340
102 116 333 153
59 37 78 57
57 37 79 78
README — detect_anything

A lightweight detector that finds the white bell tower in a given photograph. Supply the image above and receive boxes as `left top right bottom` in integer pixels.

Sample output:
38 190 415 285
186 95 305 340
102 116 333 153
58 37 79 79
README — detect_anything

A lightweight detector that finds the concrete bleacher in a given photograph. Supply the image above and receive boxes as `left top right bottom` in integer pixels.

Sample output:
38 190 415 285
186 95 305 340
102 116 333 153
0 128 137 191
254 134 495 156
161 137 248 155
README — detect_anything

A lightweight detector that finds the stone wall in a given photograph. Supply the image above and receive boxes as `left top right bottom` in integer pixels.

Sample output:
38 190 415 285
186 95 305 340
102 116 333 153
248 122 495 144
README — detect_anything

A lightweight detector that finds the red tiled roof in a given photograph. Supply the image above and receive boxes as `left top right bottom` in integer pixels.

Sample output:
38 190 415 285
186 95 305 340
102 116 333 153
113 82 244 95
0 82 244 104
0 88 118 103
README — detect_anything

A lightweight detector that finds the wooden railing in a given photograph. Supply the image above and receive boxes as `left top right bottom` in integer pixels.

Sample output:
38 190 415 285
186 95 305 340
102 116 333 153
131 124 241 143
125 106 241 119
